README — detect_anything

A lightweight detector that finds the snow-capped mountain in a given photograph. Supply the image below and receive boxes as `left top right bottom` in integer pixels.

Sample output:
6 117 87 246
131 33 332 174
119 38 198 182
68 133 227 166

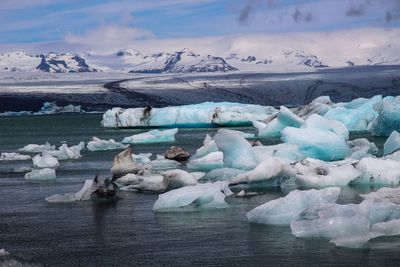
0 51 98 73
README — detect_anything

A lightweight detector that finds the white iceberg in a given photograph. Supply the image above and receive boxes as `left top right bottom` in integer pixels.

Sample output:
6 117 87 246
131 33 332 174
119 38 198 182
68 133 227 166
202 168 246 181
0 152 31 161
87 137 128 151
102 102 277 128
34 102 84 115
187 151 224 171
253 106 304 137
46 142 84 160
153 181 233 212
32 153 59 168
354 157 400 185
246 187 340 225
190 134 219 160
122 128 178 144
150 155 181 171
294 159 360 187
46 179 95 202
214 129 258 170
25 168 56 181
383 131 400 156
133 153 152 164
111 147 144 179
347 138 379 159
18 142 55 153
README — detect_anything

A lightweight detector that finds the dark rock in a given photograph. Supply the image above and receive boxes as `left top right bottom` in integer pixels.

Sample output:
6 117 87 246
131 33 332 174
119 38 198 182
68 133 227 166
164 146 191 162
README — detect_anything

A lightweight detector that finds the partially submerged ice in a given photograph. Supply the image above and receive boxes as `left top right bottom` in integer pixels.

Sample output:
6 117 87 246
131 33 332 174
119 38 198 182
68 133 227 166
187 151 224 172
25 168 56 181
111 147 144 179
253 106 304 137
87 137 128 151
46 142 84 160
122 128 178 144
34 102 84 115
0 152 31 161
383 131 400 156
18 142 55 153
281 114 351 161
32 153 59 168
290 187 400 248
246 187 340 225
102 102 277 128
153 181 233 212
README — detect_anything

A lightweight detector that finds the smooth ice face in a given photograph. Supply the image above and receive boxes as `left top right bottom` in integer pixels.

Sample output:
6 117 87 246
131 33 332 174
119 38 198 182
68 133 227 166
324 95 382 131
281 127 351 161
153 181 233 212
190 134 219 159
383 131 400 155
252 144 305 163
150 155 181 171
230 156 296 186
253 106 304 137
294 159 360 187
369 96 400 136
122 128 178 144
187 151 224 171
18 142 55 153
46 142 84 160
111 147 143 178
304 114 349 141
354 157 400 185
214 129 258 170
347 138 379 159
32 153 59 168
0 152 31 161
102 102 277 128
87 137 128 151
25 168 56 181
246 187 340 225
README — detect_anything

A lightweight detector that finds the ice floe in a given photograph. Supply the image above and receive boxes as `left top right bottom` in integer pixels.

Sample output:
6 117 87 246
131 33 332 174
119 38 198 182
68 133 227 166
0 152 31 161
18 142 55 153
46 142 84 160
32 153 59 168
25 168 56 181
354 157 400 185
150 155 181 171
122 128 178 144
187 151 224 171
87 137 128 151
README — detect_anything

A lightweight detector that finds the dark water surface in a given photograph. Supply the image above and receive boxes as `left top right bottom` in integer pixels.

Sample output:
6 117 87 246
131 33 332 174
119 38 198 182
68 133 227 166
0 114 399 266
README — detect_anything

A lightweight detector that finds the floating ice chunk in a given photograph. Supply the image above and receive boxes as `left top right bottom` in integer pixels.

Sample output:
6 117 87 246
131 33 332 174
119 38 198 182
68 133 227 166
252 144 305 163
122 128 178 144
191 134 219 159
294 96 332 119
202 168 246 181
383 131 400 156
150 155 181 171
133 153 152 164
34 102 84 115
24 168 56 181
18 142 55 153
46 179 95 202
214 129 257 170
102 102 277 128
324 95 382 131
231 157 295 186
87 137 128 151
347 138 379 159
32 153 59 168
246 187 340 225
294 159 360 187
305 114 349 141
187 151 224 171
281 127 351 161
111 147 143 179
254 106 304 137
0 152 31 161
354 157 400 185
153 181 233 212
369 96 400 136
46 142 84 160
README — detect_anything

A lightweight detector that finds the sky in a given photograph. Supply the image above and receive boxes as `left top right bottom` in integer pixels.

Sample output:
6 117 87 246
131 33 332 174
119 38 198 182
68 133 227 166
0 0 400 53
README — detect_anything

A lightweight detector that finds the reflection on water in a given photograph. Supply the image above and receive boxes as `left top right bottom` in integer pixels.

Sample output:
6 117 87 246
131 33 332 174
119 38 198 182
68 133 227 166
0 114 399 266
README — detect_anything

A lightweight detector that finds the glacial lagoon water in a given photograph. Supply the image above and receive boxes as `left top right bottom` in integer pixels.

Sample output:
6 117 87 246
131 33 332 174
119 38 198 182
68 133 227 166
0 114 400 266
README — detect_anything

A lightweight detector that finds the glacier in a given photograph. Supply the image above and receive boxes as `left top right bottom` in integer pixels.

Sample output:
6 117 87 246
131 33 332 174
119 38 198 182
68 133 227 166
122 128 178 144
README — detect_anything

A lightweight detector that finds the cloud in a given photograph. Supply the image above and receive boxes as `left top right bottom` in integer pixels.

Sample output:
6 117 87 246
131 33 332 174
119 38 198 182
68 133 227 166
345 4 366 17
64 25 155 52
238 0 258 24
292 7 313 23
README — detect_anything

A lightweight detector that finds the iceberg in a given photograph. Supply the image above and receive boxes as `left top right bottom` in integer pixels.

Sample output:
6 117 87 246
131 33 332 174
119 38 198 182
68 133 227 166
253 106 304 137
369 96 400 136
34 102 84 115
252 144 305 163
246 187 340 225
0 152 31 161
111 147 144 179
46 142 84 160
153 181 233 212
294 96 332 119
187 151 224 171
150 155 181 171
323 95 382 131
347 138 379 159
102 102 277 128
122 128 178 144
32 153 59 168
133 153 152 164
25 168 56 181
354 157 400 185
383 131 400 156
18 142 55 153
190 134 219 160
230 157 295 186
214 129 258 170
87 137 128 151
294 159 360 187
202 168 246 181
